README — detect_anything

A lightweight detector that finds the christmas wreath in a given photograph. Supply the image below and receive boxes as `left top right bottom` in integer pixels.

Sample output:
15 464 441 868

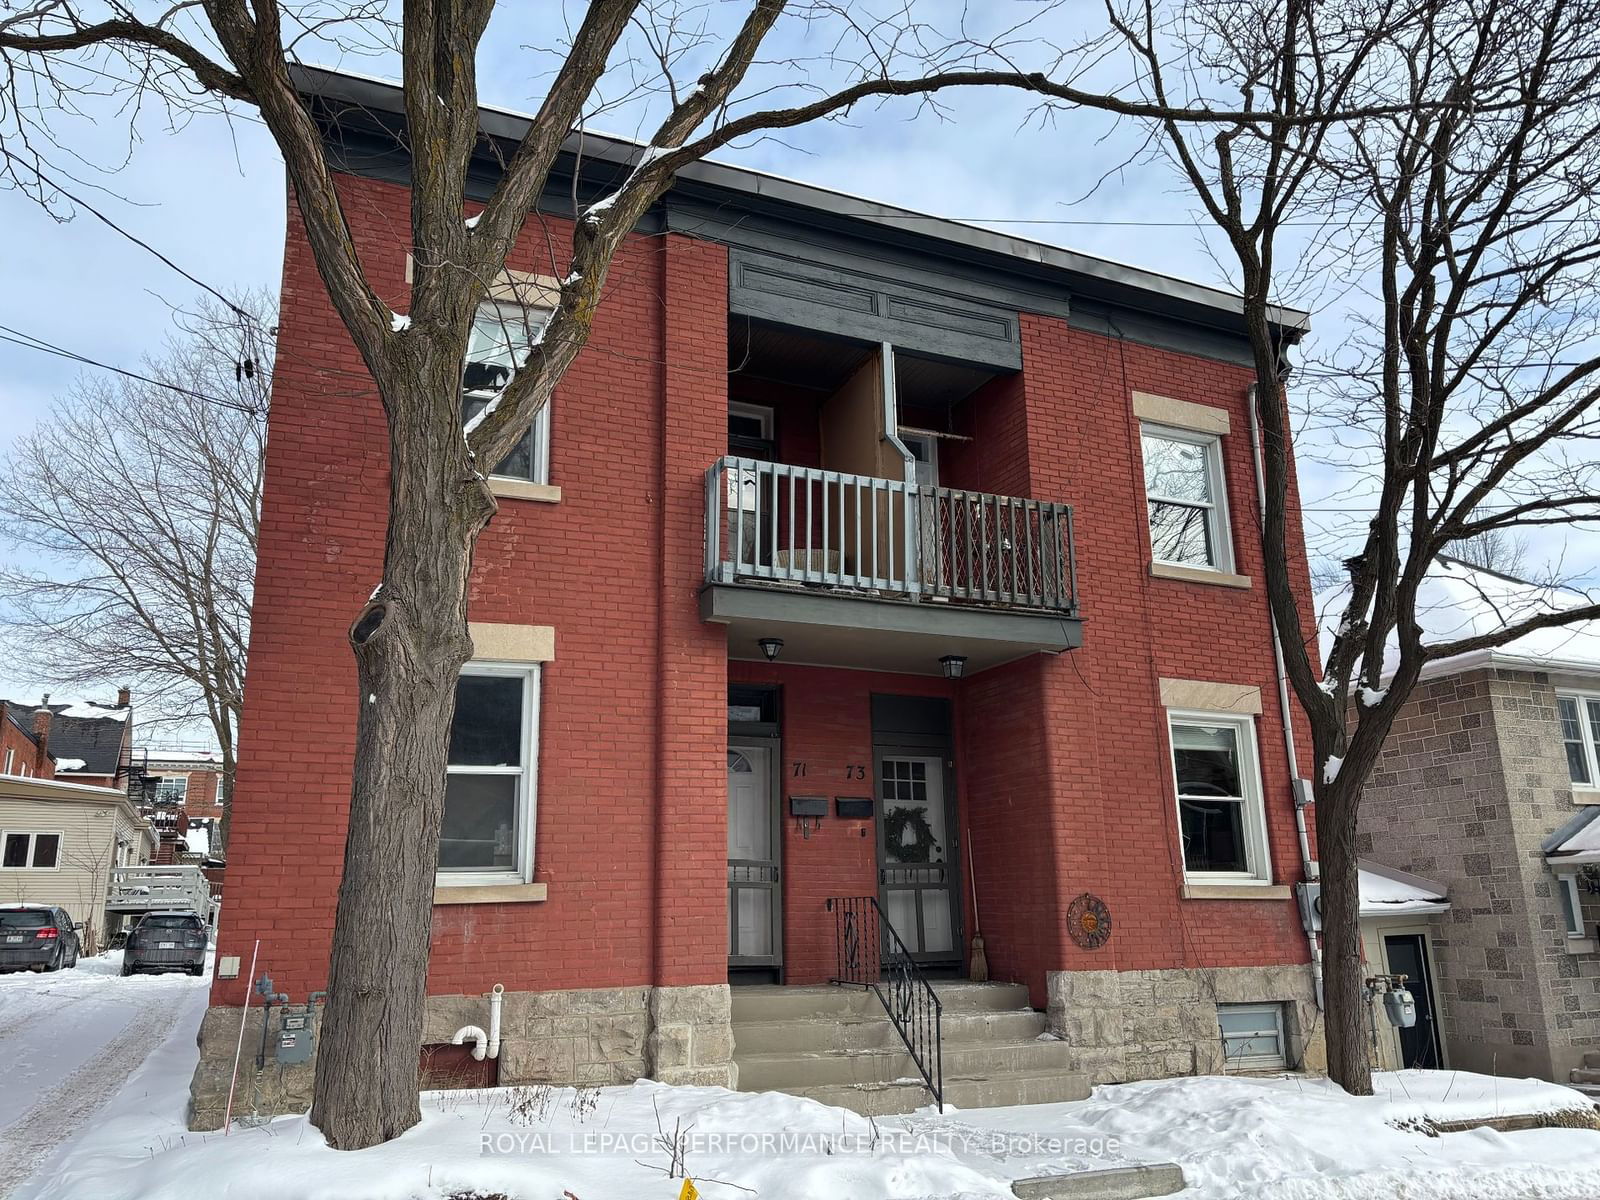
883 805 942 864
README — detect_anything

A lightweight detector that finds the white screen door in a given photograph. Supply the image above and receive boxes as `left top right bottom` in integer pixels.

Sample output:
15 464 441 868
728 746 780 966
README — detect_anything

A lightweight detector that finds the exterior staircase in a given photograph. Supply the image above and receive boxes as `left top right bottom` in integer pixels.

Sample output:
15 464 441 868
1572 1051 1600 1100
730 982 1091 1116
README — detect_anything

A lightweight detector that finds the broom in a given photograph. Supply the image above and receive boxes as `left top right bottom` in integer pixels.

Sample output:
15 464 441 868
968 836 989 983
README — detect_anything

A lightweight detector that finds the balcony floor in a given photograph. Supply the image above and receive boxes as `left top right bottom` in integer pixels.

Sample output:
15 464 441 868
701 582 1082 675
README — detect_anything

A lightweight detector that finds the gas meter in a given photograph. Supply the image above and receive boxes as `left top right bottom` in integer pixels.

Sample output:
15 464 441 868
1382 987 1417 1029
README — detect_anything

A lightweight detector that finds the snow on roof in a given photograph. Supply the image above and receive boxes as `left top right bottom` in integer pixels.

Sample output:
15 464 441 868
141 748 222 766
1359 860 1450 916
52 758 86 772
184 826 210 857
1544 806 1600 866
54 703 129 722
1319 557 1600 684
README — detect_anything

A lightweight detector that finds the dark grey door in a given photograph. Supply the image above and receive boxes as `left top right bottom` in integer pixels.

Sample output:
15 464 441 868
875 750 959 963
1384 933 1443 1069
727 742 781 969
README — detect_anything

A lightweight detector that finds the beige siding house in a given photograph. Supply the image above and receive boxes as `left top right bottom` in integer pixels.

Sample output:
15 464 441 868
0 774 154 951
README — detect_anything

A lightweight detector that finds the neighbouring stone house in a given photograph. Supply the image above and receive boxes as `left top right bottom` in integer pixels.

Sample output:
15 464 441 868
1355 558 1600 1094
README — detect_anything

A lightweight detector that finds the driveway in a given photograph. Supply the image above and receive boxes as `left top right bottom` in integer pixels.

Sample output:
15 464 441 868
0 951 210 1197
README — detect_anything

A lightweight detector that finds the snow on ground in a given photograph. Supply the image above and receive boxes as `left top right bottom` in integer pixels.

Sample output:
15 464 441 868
16 1061 1600 1200
0 950 211 1199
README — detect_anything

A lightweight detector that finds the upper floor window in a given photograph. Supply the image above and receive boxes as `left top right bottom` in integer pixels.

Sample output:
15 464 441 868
2 748 12 774
440 664 541 886
154 777 188 806
1169 712 1270 881
2 831 61 870
464 302 552 484
1141 425 1232 571
1557 693 1600 786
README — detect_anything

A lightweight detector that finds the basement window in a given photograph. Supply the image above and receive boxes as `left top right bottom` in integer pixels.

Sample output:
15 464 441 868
463 301 552 484
1218 1003 1287 1070
439 664 541 887
1558 874 1585 938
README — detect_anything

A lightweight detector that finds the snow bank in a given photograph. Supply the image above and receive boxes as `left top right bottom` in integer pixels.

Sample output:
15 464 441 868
18 1067 1599 1200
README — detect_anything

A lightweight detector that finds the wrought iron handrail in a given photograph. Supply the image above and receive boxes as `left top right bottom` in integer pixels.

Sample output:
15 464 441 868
825 895 943 1111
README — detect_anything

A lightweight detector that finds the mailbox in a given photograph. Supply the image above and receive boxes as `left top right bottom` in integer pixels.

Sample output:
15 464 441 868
1382 987 1417 1029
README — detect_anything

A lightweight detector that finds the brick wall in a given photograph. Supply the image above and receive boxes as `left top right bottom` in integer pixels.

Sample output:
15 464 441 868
223 168 1320 1012
0 703 52 778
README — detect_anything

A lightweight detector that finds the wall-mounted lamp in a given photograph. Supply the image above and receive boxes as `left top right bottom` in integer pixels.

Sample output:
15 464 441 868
758 637 785 663
940 654 967 680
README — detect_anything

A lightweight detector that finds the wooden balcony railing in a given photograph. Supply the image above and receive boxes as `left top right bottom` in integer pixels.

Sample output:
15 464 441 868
704 457 1077 614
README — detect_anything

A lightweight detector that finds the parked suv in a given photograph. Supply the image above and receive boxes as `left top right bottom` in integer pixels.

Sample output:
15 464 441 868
123 911 208 976
0 904 82 972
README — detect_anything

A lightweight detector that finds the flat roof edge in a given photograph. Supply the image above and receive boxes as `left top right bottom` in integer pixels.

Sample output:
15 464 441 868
289 64 1311 334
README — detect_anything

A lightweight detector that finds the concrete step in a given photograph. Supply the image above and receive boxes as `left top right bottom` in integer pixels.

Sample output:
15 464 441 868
782 1067 1092 1117
731 1008 1047 1054
1570 1068 1600 1086
737 1037 1076 1090
1571 1083 1600 1102
730 982 1030 1022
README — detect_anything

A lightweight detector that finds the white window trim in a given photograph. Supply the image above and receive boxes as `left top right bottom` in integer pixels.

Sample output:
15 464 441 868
465 301 553 487
2 748 12 774
438 662 541 889
1141 422 1235 574
1557 873 1586 938
1556 691 1600 787
1167 709 1272 884
154 777 189 805
1218 1002 1287 1070
728 400 775 441
1 829 64 871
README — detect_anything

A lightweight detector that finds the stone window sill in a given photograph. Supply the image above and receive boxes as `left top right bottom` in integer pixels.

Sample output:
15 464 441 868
434 882 548 905
1150 562 1253 589
1565 936 1597 954
1572 787 1600 807
488 477 562 504
1183 883 1292 901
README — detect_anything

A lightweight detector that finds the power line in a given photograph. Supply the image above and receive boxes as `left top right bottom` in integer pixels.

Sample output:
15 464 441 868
0 324 260 415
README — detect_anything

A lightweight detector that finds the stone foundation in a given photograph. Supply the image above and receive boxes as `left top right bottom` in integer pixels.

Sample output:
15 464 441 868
1047 965 1325 1083
188 983 733 1130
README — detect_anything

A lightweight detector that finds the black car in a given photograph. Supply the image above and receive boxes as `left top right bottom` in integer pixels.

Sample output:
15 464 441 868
123 911 208 976
0 904 82 972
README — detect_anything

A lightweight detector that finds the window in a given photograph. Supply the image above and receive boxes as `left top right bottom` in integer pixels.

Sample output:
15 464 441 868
1169 712 1270 880
1558 874 1586 938
464 301 552 484
154 777 188 806
440 665 540 886
1557 694 1600 786
1218 1003 1287 1069
1141 426 1231 570
1 832 62 870
2 748 12 774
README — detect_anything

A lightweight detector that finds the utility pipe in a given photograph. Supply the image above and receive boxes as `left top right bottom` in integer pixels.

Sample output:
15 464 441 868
1247 383 1325 1011
451 982 506 1061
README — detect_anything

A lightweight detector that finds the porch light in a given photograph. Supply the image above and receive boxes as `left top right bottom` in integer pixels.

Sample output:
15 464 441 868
757 637 784 663
940 655 967 679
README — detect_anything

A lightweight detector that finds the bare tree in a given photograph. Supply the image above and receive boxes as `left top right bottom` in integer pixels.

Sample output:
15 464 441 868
0 293 269 856
1094 0 1600 1091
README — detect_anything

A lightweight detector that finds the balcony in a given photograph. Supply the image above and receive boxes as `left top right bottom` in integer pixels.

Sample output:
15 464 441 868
701 457 1082 674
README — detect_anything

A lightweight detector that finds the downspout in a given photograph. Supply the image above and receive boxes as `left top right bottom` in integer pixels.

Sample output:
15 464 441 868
1248 383 1325 1011
879 342 920 598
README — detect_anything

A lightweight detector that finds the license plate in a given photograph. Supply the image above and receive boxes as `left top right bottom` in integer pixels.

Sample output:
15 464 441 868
158 941 176 949
4 936 20 944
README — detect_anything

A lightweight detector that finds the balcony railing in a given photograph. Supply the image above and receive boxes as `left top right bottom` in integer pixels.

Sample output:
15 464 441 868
704 457 1077 613
107 864 212 914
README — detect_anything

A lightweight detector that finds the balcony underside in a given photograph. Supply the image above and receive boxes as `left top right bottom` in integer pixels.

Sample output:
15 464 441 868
701 583 1083 675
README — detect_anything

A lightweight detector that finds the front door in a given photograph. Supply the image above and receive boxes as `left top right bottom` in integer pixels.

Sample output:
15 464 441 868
1384 933 1443 1069
728 744 780 971
876 753 958 963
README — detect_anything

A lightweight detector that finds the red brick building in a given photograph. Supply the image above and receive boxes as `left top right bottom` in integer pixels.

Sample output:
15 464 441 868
192 68 1326 1125
0 701 54 779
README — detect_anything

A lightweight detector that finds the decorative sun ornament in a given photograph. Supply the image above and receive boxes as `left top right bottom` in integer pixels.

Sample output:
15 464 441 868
1067 893 1112 950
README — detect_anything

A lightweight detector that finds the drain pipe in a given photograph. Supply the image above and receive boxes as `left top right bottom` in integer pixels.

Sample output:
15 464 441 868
1248 384 1325 1011
452 983 506 1061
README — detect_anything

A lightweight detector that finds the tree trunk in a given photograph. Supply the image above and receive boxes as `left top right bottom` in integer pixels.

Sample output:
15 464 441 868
309 360 495 1150
1316 786 1372 1094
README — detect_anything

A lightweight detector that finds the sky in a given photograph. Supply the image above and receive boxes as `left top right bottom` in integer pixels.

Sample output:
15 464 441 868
0 2 1595 727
